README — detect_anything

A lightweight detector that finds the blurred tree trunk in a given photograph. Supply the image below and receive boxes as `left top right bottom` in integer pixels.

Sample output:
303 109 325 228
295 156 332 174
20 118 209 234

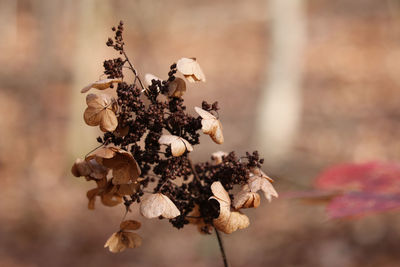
255 0 307 164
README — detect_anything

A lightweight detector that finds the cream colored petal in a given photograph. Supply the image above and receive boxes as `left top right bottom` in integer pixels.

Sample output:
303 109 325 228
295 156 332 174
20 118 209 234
170 139 187 157
159 134 179 145
201 119 217 135
211 121 224 144
177 58 206 83
233 188 260 209
180 138 193 152
160 194 181 218
140 193 165 218
210 181 230 206
194 106 216 120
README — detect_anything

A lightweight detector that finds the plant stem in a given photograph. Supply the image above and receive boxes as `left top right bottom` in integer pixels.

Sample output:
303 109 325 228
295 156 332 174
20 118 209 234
122 50 146 90
215 228 228 267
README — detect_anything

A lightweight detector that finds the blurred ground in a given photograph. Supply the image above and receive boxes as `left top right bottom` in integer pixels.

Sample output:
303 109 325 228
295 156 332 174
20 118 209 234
1 0 400 266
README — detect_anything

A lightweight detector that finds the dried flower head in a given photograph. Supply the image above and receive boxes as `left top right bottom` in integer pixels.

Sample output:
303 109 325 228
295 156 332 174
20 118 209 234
104 220 142 253
233 185 261 209
158 134 193 157
86 146 141 185
194 107 224 144
248 168 278 202
176 57 206 82
83 93 118 132
209 182 250 234
140 193 181 219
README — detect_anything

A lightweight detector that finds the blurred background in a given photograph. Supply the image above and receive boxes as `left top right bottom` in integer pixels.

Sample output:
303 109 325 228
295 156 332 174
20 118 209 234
1 0 400 266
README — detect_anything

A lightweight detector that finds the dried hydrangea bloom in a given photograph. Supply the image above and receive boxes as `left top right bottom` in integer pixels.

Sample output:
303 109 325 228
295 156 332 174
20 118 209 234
140 193 181 219
209 181 250 234
233 184 261 209
81 78 122 93
83 93 118 132
211 151 228 165
71 158 108 180
248 168 278 202
104 220 142 253
176 57 206 82
158 134 193 157
194 107 224 144
168 77 186 98
86 146 141 185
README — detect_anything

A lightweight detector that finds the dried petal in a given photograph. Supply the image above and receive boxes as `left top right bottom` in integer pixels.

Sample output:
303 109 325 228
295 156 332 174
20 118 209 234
248 168 278 202
120 220 141 231
87 188 99 210
104 231 142 253
211 151 228 165
177 58 206 82
194 107 224 144
87 147 141 185
159 135 193 157
233 185 261 209
81 78 122 93
168 77 186 98
140 193 181 219
71 158 91 177
83 93 118 132
71 158 108 180
209 182 250 234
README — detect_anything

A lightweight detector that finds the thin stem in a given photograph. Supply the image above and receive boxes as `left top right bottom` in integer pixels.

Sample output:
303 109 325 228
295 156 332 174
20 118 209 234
122 50 146 90
215 228 228 267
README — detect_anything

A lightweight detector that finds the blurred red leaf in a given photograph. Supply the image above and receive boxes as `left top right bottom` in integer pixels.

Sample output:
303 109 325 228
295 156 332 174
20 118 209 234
315 162 400 218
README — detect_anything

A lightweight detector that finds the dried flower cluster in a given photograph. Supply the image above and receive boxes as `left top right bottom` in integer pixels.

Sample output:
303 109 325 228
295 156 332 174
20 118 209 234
71 21 278 253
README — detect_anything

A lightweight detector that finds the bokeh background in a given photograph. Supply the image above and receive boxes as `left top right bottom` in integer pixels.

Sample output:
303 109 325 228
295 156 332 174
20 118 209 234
1 0 400 266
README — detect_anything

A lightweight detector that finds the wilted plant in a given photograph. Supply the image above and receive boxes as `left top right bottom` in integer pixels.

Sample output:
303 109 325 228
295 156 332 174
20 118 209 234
71 21 278 266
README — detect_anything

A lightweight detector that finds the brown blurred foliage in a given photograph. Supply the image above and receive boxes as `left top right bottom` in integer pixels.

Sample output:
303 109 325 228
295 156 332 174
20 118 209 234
1 0 400 266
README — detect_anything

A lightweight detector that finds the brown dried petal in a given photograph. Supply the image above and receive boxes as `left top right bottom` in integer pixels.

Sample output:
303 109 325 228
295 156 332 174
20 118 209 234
100 192 123 207
83 93 118 132
176 58 206 83
104 231 142 253
233 185 261 209
140 193 181 219
81 78 122 93
248 170 278 202
71 158 91 177
87 188 99 210
168 77 186 98
120 220 141 231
